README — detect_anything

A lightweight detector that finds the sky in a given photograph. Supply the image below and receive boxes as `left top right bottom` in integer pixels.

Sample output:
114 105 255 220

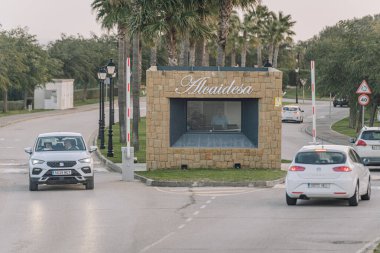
1 0 380 44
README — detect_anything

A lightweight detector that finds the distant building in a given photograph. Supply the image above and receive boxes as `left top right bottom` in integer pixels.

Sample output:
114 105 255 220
34 79 74 110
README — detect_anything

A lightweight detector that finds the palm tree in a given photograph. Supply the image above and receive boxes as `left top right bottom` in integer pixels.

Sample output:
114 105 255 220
216 0 257 66
247 4 272 67
92 0 131 144
265 11 295 68
226 11 241 66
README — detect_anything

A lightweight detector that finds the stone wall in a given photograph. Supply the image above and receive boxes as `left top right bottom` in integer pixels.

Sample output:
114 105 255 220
146 67 283 170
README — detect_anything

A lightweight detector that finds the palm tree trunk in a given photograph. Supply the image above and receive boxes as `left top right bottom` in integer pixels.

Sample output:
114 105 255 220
273 44 280 68
241 31 247 67
195 39 203 66
132 32 140 151
231 43 236 67
179 37 189 66
268 42 274 65
167 29 178 66
257 43 262 67
138 32 142 121
189 38 196 66
217 0 233 67
117 25 127 144
204 42 210 66
150 41 157 66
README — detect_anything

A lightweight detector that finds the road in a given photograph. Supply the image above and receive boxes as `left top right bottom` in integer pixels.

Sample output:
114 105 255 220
281 99 349 160
1 100 380 253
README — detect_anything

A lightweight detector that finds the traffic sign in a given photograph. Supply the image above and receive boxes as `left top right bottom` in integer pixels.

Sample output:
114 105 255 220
356 80 372 94
358 94 370 106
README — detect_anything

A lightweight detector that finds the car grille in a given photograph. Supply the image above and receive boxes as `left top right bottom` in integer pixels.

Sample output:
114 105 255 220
47 161 77 168
43 169 81 176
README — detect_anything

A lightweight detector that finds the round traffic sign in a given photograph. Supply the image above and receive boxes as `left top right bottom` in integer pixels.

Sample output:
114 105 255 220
358 94 370 106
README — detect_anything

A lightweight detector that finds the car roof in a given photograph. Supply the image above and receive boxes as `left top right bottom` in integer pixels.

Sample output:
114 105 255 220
297 145 351 153
37 132 83 137
283 105 300 108
360 126 380 131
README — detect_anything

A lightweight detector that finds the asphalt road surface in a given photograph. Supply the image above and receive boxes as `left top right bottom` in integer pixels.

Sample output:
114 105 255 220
1 100 380 253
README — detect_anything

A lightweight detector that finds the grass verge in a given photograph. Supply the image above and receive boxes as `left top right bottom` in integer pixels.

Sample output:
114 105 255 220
136 168 286 182
99 118 146 163
0 109 49 117
331 118 357 138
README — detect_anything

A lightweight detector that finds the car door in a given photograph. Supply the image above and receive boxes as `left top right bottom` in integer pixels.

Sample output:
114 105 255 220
350 149 369 194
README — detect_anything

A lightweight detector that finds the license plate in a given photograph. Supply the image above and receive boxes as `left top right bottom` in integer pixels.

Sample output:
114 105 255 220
308 183 330 188
52 170 72 176
372 145 380 150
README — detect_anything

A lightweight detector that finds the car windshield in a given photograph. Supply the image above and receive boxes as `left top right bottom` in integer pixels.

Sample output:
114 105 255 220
35 136 86 152
295 151 346 164
361 131 380 140
283 107 297 111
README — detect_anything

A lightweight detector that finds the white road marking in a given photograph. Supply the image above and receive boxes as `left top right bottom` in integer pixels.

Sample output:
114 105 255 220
206 200 212 204
186 218 192 223
193 211 199 216
0 169 27 174
356 236 380 253
139 232 175 253
200 205 206 209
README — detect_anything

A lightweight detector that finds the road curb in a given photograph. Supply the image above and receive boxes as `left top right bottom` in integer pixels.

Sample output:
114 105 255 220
134 173 285 188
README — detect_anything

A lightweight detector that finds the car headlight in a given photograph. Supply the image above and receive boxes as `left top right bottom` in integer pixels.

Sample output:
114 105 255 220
31 159 45 165
79 157 91 163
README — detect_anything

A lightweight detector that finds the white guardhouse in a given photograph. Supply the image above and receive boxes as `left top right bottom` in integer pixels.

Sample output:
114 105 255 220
34 79 74 110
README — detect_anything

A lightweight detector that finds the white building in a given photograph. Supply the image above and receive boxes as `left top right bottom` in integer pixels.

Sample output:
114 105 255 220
34 79 74 110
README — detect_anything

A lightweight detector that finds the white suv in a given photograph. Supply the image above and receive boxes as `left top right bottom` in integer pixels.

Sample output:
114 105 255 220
24 132 97 191
352 126 380 168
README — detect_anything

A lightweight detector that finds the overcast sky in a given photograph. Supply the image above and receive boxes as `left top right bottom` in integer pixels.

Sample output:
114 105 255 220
1 0 380 44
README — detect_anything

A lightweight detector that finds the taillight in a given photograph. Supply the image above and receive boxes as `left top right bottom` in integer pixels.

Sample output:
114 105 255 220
333 166 352 172
356 140 367 146
289 166 305 171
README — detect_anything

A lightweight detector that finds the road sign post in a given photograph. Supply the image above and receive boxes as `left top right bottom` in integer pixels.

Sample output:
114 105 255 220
356 80 372 128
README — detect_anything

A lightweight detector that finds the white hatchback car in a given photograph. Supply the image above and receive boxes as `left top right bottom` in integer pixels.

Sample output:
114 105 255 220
24 132 97 191
282 105 304 123
286 145 371 206
352 126 380 169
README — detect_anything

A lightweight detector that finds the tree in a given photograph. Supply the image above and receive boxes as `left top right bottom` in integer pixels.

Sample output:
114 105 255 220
216 0 257 66
92 0 131 144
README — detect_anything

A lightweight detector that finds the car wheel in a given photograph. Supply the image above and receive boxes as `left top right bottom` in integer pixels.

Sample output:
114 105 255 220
85 177 94 190
29 178 38 191
348 183 359 206
286 193 297 205
361 179 371 200
333 104 337 107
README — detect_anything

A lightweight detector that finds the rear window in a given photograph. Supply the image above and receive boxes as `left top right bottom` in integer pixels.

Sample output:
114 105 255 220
283 107 297 111
360 131 380 140
295 151 346 164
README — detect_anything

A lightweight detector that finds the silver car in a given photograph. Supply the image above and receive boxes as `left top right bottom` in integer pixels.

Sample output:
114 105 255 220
24 132 97 191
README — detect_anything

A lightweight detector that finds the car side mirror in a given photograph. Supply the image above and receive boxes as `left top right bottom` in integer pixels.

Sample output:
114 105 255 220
349 138 356 144
89 146 98 153
24 147 33 154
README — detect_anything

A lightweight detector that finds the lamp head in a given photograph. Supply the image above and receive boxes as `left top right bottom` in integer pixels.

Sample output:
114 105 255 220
97 67 107 80
106 59 116 75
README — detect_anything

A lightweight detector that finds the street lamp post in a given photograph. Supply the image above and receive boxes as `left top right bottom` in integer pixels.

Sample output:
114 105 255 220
106 59 116 157
97 67 107 149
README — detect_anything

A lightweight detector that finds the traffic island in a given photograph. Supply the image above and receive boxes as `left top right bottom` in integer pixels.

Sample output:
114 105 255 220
134 168 286 187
